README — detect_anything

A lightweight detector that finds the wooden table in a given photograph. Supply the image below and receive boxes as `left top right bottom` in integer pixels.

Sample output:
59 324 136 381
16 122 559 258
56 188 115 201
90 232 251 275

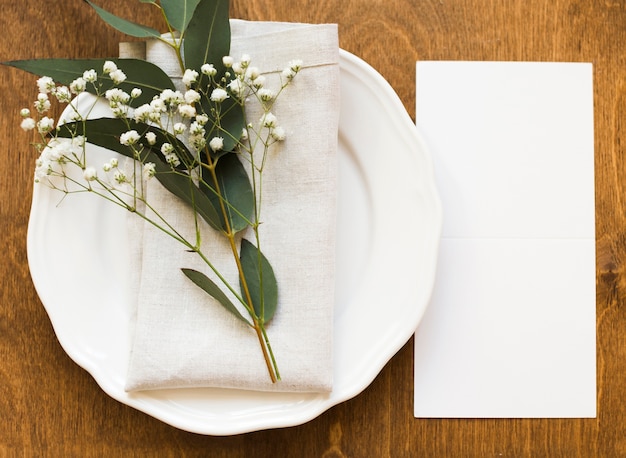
1 0 621 455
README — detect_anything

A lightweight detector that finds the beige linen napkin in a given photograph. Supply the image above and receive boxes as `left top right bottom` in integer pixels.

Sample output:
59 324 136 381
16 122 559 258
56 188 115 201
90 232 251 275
124 20 339 392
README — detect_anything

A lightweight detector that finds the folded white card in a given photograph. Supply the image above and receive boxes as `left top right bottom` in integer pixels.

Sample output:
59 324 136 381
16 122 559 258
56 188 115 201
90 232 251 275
414 61 596 418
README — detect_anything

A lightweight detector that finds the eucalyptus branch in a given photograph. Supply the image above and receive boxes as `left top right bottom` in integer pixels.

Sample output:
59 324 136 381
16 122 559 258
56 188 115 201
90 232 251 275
11 0 303 384
204 148 279 381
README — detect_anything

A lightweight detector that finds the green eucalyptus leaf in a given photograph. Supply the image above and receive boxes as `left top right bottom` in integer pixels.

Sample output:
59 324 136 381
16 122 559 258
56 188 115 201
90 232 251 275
161 0 202 33
183 0 230 73
3 58 175 105
86 0 161 38
181 268 252 325
239 239 278 323
146 152 223 231
201 154 253 234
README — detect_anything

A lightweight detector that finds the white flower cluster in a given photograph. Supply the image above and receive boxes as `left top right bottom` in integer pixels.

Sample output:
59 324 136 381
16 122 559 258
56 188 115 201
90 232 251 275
200 54 302 153
33 136 85 182
23 54 302 198
103 60 127 84
160 142 181 167
119 129 140 146
282 59 303 81
20 60 130 131
25 62 134 188
132 87 199 126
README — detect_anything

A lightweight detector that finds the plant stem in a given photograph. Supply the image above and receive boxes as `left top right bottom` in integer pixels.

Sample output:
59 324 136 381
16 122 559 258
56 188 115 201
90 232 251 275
157 6 186 74
204 153 279 383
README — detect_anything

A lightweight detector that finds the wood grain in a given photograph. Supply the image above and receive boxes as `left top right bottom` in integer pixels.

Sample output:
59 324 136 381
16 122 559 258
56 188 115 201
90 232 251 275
1 0 622 455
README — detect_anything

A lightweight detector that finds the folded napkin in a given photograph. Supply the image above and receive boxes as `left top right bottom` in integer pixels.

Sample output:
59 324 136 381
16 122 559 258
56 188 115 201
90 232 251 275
124 21 340 392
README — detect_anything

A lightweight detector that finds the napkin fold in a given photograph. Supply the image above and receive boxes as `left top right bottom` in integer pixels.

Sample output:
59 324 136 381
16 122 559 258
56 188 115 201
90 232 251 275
124 20 339 392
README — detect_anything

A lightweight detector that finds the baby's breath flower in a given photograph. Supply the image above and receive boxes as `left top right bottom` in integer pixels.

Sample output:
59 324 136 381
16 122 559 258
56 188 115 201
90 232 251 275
252 74 266 89
20 108 30 118
164 152 180 167
243 66 257 78
232 62 243 75
34 149 55 181
110 69 127 84
103 60 118 74
210 87 228 103
261 112 277 128
178 103 196 118
133 104 151 122
37 116 55 134
288 59 303 72
54 86 72 103
145 131 157 145
184 89 201 104
258 88 274 102
158 89 173 102
73 136 85 148
148 111 162 123
68 111 82 122
141 99 165 123
240 127 249 141
189 121 205 136
271 125 286 141
282 67 296 81
43 143 64 162
195 114 208 126
109 158 119 168
111 105 127 118
222 56 234 68
182 69 199 86
83 69 97 83
161 142 174 154
114 169 127 184
102 162 112 172
131 88 142 99
34 159 50 181
35 93 51 113
201 63 217 76
209 136 224 152
282 60 302 82
173 122 186 135
160 89 184 106
227 78 244 98
144 99 167 122
83 166 97 181
143 162 156 180
150 98 166 112
192 136 206 151
70 77 86 94
105 88 130 104
240 54 251 66
36 76 55 94
20 117 36 131
120 130 140 146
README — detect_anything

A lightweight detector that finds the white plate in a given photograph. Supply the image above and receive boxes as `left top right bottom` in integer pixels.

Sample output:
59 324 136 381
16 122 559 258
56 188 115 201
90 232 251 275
27 50 442 435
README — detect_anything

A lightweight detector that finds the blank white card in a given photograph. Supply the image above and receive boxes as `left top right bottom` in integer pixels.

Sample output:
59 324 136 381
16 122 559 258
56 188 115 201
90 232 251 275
414 62 596 418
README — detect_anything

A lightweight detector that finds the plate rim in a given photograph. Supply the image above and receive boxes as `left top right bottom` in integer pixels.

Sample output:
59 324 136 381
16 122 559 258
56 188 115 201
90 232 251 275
26 48 443 435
